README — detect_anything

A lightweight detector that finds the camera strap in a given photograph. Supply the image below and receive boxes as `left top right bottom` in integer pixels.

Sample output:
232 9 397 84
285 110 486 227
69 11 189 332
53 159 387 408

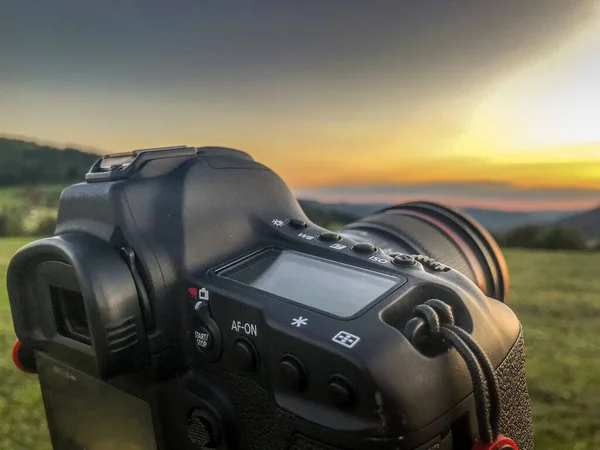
411 299 519 450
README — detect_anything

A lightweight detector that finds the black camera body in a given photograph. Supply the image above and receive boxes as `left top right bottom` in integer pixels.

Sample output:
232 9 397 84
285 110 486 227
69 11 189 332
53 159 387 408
7 146 533 450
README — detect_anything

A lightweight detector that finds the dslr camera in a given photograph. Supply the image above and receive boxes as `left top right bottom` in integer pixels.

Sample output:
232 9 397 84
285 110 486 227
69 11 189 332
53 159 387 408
8 146 533 450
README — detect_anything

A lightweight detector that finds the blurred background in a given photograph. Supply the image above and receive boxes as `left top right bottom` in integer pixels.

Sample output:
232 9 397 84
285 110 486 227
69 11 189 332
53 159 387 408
1 1 599 449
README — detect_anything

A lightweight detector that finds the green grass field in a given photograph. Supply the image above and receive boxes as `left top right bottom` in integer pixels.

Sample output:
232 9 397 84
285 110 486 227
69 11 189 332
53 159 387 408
0 238 598 449
0 238 52 449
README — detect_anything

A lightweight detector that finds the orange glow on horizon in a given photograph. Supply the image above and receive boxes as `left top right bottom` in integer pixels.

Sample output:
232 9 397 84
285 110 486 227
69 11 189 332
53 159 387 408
268 153 600 191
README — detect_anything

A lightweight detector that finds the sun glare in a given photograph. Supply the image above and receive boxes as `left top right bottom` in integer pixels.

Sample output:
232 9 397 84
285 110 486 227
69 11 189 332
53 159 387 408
454 11 600 161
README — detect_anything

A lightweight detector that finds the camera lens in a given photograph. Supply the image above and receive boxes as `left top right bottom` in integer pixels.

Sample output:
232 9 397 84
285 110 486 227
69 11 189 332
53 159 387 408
340 201 509 301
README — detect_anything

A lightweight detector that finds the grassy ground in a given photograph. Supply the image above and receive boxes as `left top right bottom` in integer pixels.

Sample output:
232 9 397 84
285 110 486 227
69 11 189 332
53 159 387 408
506 249 600 449
0 239 598 449
0 238 51 449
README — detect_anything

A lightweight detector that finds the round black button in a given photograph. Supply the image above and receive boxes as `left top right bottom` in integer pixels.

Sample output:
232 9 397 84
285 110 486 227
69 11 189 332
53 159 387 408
392 254 417 266
327 375 355 410
351 242 377 253
319 231 342 242
287 218 307 229
232 338 258 372
278 356 307 392
193 325 213 351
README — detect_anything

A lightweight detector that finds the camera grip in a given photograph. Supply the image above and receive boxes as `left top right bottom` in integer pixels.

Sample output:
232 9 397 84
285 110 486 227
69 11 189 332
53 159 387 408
496 330 534 450
201 330 532 450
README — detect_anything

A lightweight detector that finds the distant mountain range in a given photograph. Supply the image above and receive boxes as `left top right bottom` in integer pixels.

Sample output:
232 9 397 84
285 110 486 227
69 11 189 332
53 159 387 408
450 207 581 231
556 206 600 240
298 199 598 237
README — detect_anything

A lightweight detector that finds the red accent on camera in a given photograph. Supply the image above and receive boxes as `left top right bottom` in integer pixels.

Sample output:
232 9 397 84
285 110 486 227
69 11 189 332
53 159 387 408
11 339 35 374
472 435 518 450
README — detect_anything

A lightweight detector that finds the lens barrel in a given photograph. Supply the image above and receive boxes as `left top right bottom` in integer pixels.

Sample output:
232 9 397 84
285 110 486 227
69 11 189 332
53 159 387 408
341 201 509 301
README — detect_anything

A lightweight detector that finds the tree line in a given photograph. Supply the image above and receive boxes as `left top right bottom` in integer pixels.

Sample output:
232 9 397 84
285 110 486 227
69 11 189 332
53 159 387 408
0 138 98 186
491 225 597 251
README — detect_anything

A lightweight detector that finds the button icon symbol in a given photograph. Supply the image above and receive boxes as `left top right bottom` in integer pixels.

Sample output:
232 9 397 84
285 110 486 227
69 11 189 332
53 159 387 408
369 255 389 264
189 287 210 301
298 233 315 241
291 316 308 328
332 331 361 348
330 243 347 251
198 287 210 301
272 219 284 227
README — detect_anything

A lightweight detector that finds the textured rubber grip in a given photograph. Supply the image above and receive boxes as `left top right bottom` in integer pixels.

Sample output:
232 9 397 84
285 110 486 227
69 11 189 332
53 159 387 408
202 330 533 450
495 331 534 450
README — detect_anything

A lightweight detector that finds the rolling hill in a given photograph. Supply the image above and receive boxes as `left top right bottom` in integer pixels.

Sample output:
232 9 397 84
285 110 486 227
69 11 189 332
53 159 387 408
0 138 99 186
297 199 586 232
556 206 600 240
460 207 581 231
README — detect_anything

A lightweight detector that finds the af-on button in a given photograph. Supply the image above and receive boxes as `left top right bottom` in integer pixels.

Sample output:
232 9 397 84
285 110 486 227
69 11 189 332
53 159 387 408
232 338 259 373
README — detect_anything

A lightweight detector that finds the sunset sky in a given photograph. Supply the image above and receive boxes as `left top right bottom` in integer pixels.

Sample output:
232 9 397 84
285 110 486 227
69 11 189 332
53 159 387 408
2 1 600 210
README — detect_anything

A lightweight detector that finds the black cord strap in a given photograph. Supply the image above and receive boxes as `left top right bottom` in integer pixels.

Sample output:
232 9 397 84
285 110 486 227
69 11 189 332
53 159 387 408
450 324 501 438
424 298 502 438
412 299 501 443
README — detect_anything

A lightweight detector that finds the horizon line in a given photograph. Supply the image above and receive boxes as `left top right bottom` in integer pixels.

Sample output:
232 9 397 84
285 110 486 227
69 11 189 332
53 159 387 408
295 195 597 212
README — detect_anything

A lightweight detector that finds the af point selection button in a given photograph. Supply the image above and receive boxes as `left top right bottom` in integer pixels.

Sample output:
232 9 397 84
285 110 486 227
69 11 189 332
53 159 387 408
328 375 356 410
278 355 307 393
